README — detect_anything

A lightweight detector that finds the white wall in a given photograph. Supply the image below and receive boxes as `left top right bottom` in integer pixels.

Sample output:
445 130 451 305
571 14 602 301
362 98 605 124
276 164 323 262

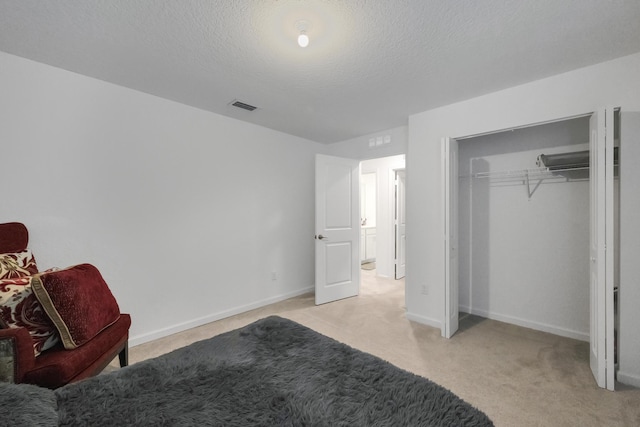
328 126 408 160
0 51 326 346
458 117 590 341
407 52 640 385
619 112 640 387
361 155 406 278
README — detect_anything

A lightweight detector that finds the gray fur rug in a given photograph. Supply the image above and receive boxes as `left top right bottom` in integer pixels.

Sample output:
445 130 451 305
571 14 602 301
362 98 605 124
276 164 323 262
1 316 493 426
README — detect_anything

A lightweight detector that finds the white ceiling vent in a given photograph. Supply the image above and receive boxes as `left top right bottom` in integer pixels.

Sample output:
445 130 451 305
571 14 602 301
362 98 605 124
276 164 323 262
230 100 258 111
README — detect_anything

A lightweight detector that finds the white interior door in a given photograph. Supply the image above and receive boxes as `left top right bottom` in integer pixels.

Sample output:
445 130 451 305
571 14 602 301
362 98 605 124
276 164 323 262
395 170 406 279
443 137 459 338
315 154 360 305
589 108 615 391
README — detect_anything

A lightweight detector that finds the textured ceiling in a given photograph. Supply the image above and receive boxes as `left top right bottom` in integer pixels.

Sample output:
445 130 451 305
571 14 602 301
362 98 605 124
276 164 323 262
1 0 639 143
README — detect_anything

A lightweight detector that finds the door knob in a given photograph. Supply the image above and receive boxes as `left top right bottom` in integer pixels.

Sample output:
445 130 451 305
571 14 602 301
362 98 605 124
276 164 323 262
316 234 327 240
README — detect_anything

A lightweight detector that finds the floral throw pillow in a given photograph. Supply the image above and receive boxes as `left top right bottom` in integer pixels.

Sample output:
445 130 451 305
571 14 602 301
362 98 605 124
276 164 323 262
0 276 60 356
0 250 38 280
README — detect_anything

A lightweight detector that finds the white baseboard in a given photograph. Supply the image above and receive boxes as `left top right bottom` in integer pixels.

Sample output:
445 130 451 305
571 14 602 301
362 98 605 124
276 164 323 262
617 370 640 388
129 286 314 347
460 305 589 342
405 311 441 331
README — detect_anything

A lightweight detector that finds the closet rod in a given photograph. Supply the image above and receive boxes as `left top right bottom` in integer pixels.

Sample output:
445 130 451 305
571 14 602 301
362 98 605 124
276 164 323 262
463 165 589 181
460 166 590 200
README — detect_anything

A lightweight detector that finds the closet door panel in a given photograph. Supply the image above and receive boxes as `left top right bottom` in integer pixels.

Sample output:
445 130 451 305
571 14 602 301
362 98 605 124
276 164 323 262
442 137 459 338
589 108 615 391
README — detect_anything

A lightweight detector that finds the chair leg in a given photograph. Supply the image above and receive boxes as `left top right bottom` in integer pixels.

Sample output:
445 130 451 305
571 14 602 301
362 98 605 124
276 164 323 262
118 341 129 367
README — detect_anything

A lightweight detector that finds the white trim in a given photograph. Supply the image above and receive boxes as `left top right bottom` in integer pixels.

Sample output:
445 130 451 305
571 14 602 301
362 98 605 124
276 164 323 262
460 305 589 342
617 371 640 389
406 311 441 330
129 286 313 347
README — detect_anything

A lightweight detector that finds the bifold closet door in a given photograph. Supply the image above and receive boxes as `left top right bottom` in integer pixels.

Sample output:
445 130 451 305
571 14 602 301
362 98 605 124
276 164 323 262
589 108 615 391
442 137 459 338
395 170 407 280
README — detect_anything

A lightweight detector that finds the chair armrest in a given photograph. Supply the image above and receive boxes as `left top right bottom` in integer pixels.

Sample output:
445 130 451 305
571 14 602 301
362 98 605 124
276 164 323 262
0 328 36 383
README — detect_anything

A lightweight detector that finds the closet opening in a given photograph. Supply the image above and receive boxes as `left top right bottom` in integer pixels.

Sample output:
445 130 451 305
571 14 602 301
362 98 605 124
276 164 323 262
445 111 621 390
457 116 594 341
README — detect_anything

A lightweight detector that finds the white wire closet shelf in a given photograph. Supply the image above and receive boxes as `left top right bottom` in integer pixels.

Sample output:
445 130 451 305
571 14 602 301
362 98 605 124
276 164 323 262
460 165 591 199
459 146 618 199
467 165 589 181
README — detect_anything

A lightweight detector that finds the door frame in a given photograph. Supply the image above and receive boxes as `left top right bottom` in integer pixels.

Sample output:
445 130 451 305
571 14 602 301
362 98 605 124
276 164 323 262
316 154 407 306
359 155 406 279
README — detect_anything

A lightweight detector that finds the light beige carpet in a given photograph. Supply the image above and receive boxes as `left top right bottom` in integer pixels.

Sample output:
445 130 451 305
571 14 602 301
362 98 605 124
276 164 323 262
111 270 640 426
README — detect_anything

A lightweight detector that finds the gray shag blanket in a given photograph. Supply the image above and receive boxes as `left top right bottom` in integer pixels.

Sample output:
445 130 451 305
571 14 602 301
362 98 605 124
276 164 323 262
0 316 493 426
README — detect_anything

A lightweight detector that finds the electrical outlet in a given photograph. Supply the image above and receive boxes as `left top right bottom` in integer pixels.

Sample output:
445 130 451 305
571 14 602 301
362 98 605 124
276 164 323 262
271 272 277 281
421 285 429 295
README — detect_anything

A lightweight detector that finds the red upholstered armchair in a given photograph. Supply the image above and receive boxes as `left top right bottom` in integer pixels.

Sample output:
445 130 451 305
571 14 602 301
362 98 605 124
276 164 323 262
0 222 131 389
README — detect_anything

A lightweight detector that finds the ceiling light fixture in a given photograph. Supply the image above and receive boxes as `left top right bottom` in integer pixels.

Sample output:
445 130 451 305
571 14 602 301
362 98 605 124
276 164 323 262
296 20 310 48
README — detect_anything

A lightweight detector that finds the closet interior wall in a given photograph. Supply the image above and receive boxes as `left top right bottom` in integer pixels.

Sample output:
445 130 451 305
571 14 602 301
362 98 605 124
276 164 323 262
457 116 602 341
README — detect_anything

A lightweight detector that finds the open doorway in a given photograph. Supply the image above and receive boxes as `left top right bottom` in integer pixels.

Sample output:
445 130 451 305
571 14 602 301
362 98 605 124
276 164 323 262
314 153 406 307
359 155 406 280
